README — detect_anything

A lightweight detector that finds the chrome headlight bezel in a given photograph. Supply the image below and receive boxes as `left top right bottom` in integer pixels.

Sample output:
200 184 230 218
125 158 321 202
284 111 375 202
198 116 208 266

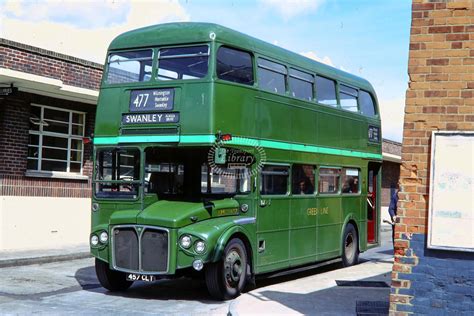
99 231 108 244
90 235 99 247
195 240 206 254
180 235 192 249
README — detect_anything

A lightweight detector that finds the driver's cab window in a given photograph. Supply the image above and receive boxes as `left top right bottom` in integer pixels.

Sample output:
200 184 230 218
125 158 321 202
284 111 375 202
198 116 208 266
145 163 184 195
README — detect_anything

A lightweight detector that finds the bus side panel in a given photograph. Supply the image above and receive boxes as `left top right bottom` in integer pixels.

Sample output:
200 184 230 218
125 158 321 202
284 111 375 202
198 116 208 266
289 196 317 267
213 82 256 137
316 196 342 260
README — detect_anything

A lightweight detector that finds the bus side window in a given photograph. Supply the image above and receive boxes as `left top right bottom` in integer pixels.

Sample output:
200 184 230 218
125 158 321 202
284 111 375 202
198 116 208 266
359 90 377 117
216 47 254 85
340 85 359 113
289 68 314 101
261 165 289 195
315 76 337 107
257 58 286 95
318 168 340 194
342 168 360 194
292 164 315 195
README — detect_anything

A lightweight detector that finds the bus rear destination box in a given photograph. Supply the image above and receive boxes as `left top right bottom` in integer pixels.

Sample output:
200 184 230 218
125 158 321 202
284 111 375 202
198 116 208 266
130 88 174 111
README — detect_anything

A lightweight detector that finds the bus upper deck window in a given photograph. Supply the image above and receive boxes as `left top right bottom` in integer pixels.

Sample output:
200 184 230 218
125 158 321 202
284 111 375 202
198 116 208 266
216 47 254 85
106 50 153 84
359 91 377 117
157 45 209 80
257 58 286 95
289 68 314 101
315 76 337 107
340 85 359 113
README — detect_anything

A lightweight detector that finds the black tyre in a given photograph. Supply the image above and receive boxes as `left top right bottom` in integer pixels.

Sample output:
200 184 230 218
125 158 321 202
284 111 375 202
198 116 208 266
341 223 359 267
205 238 248 300
95 258 133 291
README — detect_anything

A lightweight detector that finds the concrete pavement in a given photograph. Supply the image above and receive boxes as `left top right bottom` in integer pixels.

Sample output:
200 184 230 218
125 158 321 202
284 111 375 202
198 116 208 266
0 230 394 315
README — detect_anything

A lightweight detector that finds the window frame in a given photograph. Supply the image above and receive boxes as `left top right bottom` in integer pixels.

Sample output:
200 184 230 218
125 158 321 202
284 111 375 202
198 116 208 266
291 164 316 196
341 167 361 195
359 90 378 118
105 48 154 85
156 44 210 81
288 68 314 101
93 147 141 201
317 166 341 195
339 84 359 113
27 103 86 176
215 45 255 87
257 57 288 95
315 75 338 107
260 163 290 197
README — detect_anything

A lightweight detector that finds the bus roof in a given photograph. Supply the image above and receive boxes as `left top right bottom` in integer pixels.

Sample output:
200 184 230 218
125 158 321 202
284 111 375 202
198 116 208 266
109 22 375 93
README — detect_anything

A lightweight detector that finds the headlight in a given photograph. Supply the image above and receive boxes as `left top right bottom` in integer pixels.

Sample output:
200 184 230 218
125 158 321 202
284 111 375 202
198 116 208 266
90 235 99 246
99 231 108 244
195 240 206 254
180 235 192 249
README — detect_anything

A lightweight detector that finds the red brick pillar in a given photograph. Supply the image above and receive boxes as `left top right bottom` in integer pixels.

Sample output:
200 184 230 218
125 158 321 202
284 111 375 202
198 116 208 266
390 1 474 314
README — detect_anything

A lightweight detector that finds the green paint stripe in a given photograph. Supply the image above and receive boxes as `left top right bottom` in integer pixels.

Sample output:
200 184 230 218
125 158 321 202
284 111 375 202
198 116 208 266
93 134 382 160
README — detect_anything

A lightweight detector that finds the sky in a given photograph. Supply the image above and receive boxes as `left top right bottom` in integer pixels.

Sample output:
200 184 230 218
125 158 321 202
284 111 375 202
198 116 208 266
0 0 411 141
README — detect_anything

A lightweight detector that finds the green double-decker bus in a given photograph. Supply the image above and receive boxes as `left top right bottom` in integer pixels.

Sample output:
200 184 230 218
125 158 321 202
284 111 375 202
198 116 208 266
90 23 382 299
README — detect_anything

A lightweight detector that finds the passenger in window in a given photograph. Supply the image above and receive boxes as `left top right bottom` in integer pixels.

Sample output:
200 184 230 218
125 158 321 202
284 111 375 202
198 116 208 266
295 178 314 195
351 178 359 193
343 177 358 193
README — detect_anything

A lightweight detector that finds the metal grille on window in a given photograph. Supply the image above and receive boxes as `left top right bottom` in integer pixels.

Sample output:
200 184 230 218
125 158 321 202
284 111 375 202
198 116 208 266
27 104 85 173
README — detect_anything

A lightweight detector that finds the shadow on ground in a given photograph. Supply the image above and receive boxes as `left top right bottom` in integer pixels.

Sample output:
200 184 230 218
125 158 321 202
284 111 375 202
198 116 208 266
74 259 379 303
245 273 391 315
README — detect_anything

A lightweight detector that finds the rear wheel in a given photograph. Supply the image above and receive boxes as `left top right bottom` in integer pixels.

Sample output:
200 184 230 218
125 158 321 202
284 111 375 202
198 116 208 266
205 238 248 300
95 258 133 291
341 223 359 267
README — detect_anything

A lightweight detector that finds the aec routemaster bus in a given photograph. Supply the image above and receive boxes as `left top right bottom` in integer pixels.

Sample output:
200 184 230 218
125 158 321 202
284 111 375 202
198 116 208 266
90 23 382 300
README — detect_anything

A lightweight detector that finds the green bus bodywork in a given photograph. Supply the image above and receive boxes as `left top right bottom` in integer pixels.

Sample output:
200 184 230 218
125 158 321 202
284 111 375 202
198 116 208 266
90 22 382 299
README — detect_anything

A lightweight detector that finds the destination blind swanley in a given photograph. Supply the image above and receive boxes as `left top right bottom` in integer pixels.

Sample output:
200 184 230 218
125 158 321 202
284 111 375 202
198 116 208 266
122 112 179 124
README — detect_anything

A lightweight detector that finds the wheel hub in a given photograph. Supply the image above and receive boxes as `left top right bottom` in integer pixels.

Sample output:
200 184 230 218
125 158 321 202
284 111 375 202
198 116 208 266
345 233 354 260
224 250 242 286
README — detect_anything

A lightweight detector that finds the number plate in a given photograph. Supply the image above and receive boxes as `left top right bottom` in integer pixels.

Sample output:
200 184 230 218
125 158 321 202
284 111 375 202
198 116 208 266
126 273 156 282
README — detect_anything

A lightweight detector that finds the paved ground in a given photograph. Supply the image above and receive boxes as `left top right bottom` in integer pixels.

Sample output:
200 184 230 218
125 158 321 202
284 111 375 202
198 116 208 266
0 229 394 315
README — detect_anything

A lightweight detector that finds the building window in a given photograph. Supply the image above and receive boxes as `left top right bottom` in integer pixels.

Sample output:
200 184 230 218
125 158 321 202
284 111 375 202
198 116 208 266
216 46 254 85
28 104 85 174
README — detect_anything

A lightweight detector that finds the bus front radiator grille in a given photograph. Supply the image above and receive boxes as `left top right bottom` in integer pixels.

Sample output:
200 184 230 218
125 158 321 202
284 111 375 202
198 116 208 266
141 229 168 272
112 225 169 273
113 227 139 271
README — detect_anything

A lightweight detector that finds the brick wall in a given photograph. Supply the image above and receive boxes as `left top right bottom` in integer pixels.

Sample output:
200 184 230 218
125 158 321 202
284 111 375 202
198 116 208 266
381 161 400 206
0 39 101 198
0 38 102 90
390 1 474 314
0 92 95 198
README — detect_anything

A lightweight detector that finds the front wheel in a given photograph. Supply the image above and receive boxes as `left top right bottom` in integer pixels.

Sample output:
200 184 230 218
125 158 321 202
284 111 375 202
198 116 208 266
341 223 359 267
205 238 248 300
95 258 134 291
